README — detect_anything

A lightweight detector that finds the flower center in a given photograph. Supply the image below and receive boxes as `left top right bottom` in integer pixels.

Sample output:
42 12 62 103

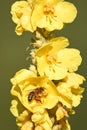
43 5 54 15
46 53 57 63
28 87 47 103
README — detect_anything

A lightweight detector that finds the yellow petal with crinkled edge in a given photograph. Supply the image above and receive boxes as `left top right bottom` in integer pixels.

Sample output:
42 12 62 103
11 68 36 85
57 48 82 72
36 37 69 56
63 73 85 87
55 1 77 23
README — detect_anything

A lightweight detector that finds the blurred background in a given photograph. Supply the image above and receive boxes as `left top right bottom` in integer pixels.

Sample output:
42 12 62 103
0 0 87 129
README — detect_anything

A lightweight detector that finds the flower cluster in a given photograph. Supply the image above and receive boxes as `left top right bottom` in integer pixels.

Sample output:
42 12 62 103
10 0 85 130
11 0 77 35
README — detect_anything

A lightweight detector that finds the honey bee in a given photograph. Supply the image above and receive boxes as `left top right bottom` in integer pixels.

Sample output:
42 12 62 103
28 87 47 103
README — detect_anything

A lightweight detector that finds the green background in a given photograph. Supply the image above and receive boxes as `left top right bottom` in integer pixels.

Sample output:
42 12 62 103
0 0 87 129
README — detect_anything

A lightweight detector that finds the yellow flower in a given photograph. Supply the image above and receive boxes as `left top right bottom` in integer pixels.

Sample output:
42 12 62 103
10 99 30 127
31 107 52 130
10 1 34 35
57 73 85 108
57 48 82 72
36 37 82 80
10 70 59 112
31 0 77 31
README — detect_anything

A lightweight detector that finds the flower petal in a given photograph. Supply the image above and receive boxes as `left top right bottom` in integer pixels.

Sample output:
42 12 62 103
55 1 77 23
57 48 82 72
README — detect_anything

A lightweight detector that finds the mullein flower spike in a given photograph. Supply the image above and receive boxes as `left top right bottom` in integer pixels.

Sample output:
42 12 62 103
10 0 85 130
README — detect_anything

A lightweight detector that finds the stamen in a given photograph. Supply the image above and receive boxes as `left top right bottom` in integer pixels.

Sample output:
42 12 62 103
44 5 54 15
